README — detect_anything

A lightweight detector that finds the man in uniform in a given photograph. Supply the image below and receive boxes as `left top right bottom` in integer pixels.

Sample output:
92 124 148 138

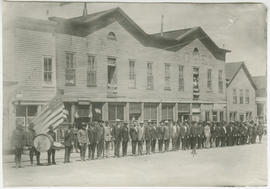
25 123 41 165
130 122 138 156
78 123 89 161
88 122 97 160
11 124 26 168
144 120 152 155
64 124 74 163
121 122 129 157
47 125 56 165
104 121 112 158
156 121 164 152
96 121 104 159
150 121 157 153
220 123 227 147
112 119 122 157
137 121 145 155
164 121 170 152
179 122 187 150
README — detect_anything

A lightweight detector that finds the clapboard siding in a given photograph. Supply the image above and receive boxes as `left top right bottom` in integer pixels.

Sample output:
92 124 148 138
14 28 56 101
56 21 226 103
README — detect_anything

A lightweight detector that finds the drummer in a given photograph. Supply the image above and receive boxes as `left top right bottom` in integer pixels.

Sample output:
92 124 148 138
47 125 56 165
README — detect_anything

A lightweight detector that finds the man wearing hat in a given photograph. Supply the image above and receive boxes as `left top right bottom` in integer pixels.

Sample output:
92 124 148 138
96 121 105 159
144 120 152 155
25 123 41 165
156 121 164 152
11 124 26 168
112 119 122 157
104 121 112 158
150 121 157 153
64 124 74 163
163 121 170 152
47 125 56 165
121 122 129 156
129 122 138 156
78 123 89 161
137 121 145 155
204 122 211 148
88 122 98 160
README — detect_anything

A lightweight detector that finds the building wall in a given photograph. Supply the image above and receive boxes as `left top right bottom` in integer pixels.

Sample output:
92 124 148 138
226 68 257 121
55 21 226 103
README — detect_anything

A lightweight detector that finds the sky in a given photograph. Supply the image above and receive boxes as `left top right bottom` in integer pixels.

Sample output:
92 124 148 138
3 2 267 76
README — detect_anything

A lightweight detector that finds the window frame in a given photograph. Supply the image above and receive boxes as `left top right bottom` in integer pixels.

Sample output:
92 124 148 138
128 60 136 89
164 63 171 90
239 89 244 104
207 68 212 91
146 62 154 90
245 89 250 104
233 89 237 104
65 52 76 86
218 70 223 93
87 55 97 87
42 56 55 87
107 32 117 41
178 65 184 91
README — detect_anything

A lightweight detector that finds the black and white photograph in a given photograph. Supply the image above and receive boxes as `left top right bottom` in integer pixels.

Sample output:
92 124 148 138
2 1 268 187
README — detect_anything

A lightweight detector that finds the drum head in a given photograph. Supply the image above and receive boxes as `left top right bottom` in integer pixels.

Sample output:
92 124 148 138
34 134 53 152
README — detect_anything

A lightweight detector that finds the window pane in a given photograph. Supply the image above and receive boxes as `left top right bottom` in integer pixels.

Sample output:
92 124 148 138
16 106 27 117
116 105 124 120
27 105 38 116
108 105 116 121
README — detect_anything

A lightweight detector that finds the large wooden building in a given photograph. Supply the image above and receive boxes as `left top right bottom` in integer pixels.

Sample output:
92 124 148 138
3 7 230 147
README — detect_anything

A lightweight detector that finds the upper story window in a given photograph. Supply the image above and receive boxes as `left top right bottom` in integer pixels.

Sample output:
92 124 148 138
129 60 136 88
233 89 237 104
164 63 171 90
193 48 199 57
65 52 76 86
107 32 117 41
218 70 223 93
239 89 244 104
178 65 184 91
146 62 153 90
207 69 212 91
245 89 250 104
43 56 54 86
87 55 96 87
108 57 117 86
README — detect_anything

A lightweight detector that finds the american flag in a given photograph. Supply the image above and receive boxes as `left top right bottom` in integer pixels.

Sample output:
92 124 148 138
32 96 69 134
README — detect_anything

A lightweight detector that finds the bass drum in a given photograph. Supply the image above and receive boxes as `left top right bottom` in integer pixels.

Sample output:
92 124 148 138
33 134 53 153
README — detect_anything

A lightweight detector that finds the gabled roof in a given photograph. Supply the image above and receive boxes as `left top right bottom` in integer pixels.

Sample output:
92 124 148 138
48 7 229 60
225 62 257 89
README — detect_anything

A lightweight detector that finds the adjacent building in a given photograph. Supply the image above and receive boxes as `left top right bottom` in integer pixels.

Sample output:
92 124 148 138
225 62 257 122
4 7 231 147
252 75 267 123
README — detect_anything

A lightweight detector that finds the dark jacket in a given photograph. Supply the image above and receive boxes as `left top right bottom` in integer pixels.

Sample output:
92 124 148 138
150 126 157 140
25 129 35 146
164 126 170 140
48 130 56 141
88 126 98 144
129 126 138 141
156 126 164 139
96 125 104 142
144 125 152 141
121 126 129 142
11 128 26 148
113 124 122 141
64 129 74 147
179 125 187 138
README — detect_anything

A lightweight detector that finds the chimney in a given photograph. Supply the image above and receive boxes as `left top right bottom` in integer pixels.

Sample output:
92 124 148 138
82 2 88 17
160 15 164 37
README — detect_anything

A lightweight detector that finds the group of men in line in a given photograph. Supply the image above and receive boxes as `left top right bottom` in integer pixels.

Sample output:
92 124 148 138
67 119 265 161
11 119 265 168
